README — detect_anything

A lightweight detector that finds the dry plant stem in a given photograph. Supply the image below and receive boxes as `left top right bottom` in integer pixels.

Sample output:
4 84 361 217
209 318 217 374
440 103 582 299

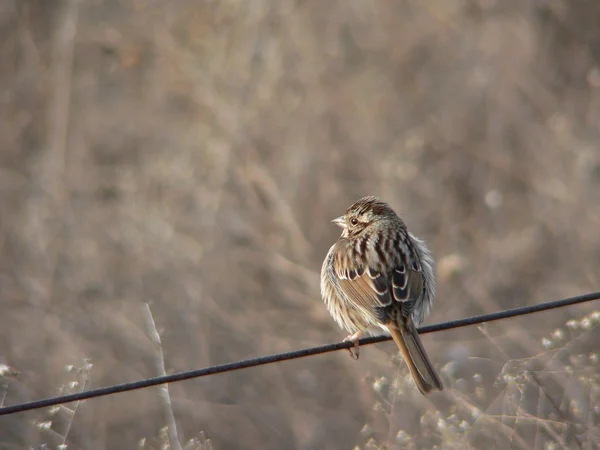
470 283 588 412
143 303 183 450
512 383 527 450
487 413 572 450
500 378 522 447
528 371 583 450
0 385 7 408
21 0 79 307
517 412 572 450
586 387 594 450
477 324 512 360
450 390 531 450
534 384 543 450
384 373 401 447
61 365 90 447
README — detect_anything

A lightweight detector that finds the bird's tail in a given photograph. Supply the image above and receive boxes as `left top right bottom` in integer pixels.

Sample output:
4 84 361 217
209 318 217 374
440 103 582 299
386 319 443 395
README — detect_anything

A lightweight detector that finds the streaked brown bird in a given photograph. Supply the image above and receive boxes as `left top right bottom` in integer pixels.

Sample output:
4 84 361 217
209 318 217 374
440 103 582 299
321 196 443 394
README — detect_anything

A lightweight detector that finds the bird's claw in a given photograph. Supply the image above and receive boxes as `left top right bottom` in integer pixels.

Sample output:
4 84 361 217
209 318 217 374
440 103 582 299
343 332 362 360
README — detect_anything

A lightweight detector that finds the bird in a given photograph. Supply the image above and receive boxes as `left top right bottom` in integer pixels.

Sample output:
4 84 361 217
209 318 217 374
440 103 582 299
320 196 443 394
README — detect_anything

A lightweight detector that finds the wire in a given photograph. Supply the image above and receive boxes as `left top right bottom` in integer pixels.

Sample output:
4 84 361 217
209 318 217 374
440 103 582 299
1 290 599 416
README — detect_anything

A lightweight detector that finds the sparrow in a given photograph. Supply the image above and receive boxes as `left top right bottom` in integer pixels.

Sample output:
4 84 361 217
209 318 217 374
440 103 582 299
321 196 443 394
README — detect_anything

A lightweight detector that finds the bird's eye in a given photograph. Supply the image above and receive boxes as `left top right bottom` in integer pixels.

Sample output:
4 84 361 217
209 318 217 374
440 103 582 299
350 218 358 225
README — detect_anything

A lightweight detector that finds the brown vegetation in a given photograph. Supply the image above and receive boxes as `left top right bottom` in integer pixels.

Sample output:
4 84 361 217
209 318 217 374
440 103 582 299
1 0 599 448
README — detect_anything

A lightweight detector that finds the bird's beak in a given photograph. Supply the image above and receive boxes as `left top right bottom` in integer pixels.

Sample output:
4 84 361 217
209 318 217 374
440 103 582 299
331 216 346 229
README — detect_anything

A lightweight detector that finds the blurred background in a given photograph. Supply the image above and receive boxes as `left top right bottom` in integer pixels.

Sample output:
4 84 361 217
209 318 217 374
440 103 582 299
1 0 600 448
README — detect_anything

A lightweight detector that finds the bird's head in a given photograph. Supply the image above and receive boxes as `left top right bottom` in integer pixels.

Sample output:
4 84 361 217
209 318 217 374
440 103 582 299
332 196 398 238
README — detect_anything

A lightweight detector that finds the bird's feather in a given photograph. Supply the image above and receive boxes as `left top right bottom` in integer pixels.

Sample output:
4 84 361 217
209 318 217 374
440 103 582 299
333 238 425 325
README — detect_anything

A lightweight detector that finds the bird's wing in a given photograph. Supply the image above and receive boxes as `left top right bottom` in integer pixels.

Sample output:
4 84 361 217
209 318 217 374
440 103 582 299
389 263 423 319
333 241 424 323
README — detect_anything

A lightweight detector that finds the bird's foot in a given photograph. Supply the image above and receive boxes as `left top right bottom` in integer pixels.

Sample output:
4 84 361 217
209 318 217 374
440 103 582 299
343 331 363 360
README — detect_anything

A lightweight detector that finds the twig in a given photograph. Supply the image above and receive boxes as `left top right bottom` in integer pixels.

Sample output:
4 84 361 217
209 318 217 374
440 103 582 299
61 360 92 447
143 303 182 450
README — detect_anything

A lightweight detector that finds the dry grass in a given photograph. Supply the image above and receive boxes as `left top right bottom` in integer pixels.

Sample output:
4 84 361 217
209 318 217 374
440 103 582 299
356 311 600 449
1 0 600 448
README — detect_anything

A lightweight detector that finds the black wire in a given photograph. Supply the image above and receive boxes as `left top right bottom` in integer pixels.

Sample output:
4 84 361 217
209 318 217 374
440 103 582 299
1 290 599 416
